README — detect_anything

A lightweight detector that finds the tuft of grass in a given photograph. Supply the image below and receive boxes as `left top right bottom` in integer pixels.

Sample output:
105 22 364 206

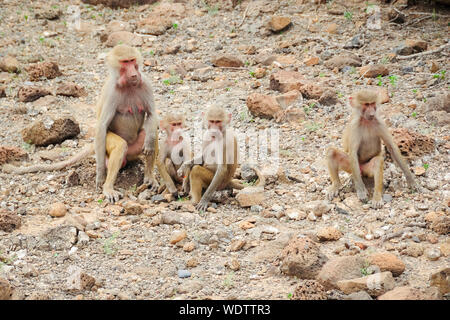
376 75 383 86
411 112 417 118
287 293 293 299
172 23 178 30
423 163 429 170
388 75 398 87
432 70 446 80
344 11 353 21
103 232 120 255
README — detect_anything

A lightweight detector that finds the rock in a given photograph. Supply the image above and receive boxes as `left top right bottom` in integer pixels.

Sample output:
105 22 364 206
21 117 80 147
161 211 195 225
269 71 305 93
367 252 405 277
318 89 338 106
359 65 389 78
0 86 5 98
425 248 441 261
186 258 198 268
402 243 423 257
430 268 449 295
35 7 61 20
387 8 406 24
239 221 255 230
0 210 21 232
337 272 395 297
246 93 282 119
325 23 338 34
394 45 414 56
41 225 77 250
441 241 450 257
165 44 181 55
77 231 90 247
301 200 332 217
317 227 342 241
105 31 143 47
430 216 450 235
291 280 327 300
0 56 20 73
230 239 246 252
424 92 450 113
0 278 13 300
82 0 158 8
0 146 27 165
226 259 240 271
405 39 428 52
170 230 187 244
377 87 390 103
317 256 366 290
66 266 96 292
324 55 362 70
56 82 87 97
280 236 328 279
137 17 173 35
183 241 195 252
253 67 266 79
240 163 258 181
107 20 132 34
344 291 373 300
344 34 364 49
236 186 266 207
17 86 51 102
390 128 434 160
122 201 143 215
49 202 67 218
178 270 191 278
211 55 244 68
268 16 292 32
299 83 325 100
26 61 62 81
378 286 441 300
65 170 80 187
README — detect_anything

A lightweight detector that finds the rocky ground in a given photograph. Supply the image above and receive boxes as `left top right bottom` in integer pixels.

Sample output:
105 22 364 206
0 0 449 300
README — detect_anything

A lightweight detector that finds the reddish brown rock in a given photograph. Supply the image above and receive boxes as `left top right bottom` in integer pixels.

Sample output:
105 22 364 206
368 252 405 277
275 90 302 107
0 146 27 165
378 286 441 300
390 128 435 160
246 93 282 119
317 227 342 242
81 0 158 8
405 39 428 52
268 16 292 32
26 61 62 81
280 236 328 279
431 216 450 235
0 86 6 98
304 56 319 66
105 31 143 47
21 117 80 147
317 256 366 290
211 55 244 68
270 71 305 93
430 268 449 295
300 83 325 100
359 65 389 78
0 210 21 232
0 56 20 73
236 186 266 207
292 280 327 300
0 278 13 300
324 55 362 70
17 86 51 102
337 272 395 297
56 82 87 97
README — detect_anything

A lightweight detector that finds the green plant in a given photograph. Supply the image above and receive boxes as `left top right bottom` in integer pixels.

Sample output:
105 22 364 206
411 112 417 118
423 163 429 170
360 261 370 276
388 75 398 87
103 232 120 255
287 293 293 299
433 70 446 80
97 199 103 204
172 23 178 30
344 11 353 21
376 75 383 86
223 272 234 287
412 89 417 93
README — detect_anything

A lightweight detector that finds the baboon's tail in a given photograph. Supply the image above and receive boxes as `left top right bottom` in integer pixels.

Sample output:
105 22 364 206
2 144 94 174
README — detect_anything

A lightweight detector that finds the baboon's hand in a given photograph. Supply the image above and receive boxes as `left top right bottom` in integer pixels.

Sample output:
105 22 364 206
356 186 368 202
196 200 209 212
96 168 106 191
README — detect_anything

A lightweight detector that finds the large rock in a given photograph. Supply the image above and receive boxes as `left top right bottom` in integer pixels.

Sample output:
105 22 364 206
56 82 87 97
430 216 450 235
280 236 328 279
211 55 244 68
82 0 158 8
17 86 51 102
269 71 305 93
0 278 13 300
0 56 20 73
367 252 405 277
430 267 449 295
317 227 342 242
246 93 282 119
40 225 77 251
105 31 143 47
378 286 441 300
317 256 366 290
336 272 395 297
137 2 186 35
405 39 428 52
0 146 27 165
236 186 266 207
66 266 96 292
21 117 80 147
0 210 21 232
268 16 292 32
324 55 362 70
390 128 434 161
359 65 389 78
424 92 450 113
26 61 62 81
291 280 327 300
